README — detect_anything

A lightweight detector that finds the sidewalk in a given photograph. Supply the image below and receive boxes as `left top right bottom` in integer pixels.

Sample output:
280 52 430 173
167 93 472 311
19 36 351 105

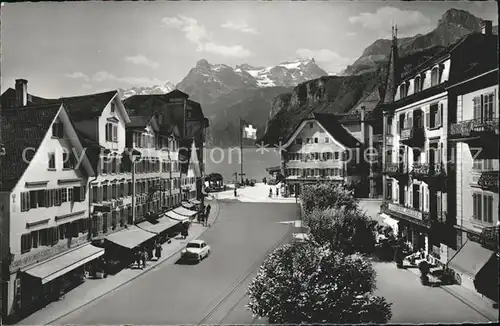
404 266 498 321
215 183 298 203
18 202 220 325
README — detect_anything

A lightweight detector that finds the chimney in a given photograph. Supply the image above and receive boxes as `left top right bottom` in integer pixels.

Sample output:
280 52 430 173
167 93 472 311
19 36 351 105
481 20 492 35
15 79 28 107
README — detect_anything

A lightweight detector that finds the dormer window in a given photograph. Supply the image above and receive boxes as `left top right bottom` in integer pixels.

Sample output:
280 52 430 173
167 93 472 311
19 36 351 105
105 122 118 142
431 67 439 87
414 76 422 93
400 82 409 98
52 122 64 138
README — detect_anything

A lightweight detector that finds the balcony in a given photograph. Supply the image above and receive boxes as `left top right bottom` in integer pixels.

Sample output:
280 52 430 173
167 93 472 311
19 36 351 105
450 118 499 138
386 202 431 227
449 118 499 158
400 126 425 147
383 163 408 179
411 163 446 183
477 170 499 191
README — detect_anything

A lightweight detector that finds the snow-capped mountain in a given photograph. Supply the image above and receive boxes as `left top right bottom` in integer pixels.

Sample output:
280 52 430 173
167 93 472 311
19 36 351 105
118 81 176 99
176 58 328 105
234 58 328 87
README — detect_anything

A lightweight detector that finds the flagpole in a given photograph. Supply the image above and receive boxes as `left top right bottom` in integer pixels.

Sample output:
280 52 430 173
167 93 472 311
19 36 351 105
240 117 244 184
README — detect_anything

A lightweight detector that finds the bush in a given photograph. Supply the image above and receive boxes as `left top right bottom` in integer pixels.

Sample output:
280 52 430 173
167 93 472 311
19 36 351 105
300 183 359 213
305 207 378 255
247 243 392 324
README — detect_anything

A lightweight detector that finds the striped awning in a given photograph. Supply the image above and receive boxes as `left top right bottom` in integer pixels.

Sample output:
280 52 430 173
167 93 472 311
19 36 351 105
137 218 180 234
181 201 195 209
165 210 190 222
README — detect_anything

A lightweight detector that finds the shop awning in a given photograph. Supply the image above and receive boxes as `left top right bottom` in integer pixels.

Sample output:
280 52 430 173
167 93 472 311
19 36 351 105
189 199 201 205
173 206 197 217
181 201 195 209
448 240 495 277
106 225 156 250
165 210 190 222
137 218 180 234
23 244 104 284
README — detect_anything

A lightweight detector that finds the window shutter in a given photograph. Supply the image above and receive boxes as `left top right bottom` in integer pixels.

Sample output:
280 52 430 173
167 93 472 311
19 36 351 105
52 227 59 245
438 104 443 127
73 186 80 202
113 125 118 141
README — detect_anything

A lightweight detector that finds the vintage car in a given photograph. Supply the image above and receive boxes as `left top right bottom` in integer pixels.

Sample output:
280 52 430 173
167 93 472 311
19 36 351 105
180 239 211 262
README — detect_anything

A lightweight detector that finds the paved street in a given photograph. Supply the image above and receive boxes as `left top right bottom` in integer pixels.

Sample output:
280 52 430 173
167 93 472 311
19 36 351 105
373 260 494 323
51 200 297 325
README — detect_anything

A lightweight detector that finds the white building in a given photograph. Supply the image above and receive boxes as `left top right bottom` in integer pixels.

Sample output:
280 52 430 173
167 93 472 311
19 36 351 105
280 112 363 196
0 89 100 320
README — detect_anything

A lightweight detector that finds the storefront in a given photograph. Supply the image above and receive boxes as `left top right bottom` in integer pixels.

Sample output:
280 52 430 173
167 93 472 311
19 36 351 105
19 244 104 315
137 215 181 244
104 226 156 274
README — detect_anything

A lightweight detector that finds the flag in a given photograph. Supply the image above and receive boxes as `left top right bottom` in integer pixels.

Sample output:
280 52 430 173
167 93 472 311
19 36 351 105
241 119 257 140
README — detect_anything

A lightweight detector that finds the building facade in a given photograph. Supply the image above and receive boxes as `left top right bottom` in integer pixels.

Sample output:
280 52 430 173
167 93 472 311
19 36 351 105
281 112 363 196
0 99 100 320
447 66 498 298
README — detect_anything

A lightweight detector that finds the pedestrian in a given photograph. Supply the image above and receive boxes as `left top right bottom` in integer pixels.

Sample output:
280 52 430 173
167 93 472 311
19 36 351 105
135 250 141 269
205 204 211 226
148 244 154 260
263 177 267 185
155 242 162 260
269 187 272 197
141 249 147 269
276 187 279 197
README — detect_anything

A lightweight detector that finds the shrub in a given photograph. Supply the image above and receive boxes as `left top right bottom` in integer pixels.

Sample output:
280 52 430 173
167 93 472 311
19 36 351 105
247 243 392 324
305 207 378 255
300 182 359 213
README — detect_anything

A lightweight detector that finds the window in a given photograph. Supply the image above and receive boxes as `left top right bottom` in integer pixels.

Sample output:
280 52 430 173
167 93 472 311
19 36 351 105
314 138 318 143
48 152 56 169
29 191 38 209
428 103 442 129
414 76 422 93
21 192 30 212
52 122 63 138
334 152 339 160
473 193 494 224
68 187 74 202
61 188 67 202
325 137 330 143
400 83 407 98
431 67 439 86
386 117 393 135
112 125 118 142
111 102 116 113
106 123 118 142
309 122 313 128
37 190 46 207
63 152 74 169
31 231 39 248
473 159 494 171
295 138 302 145
21 234 32 254
474 94 496 122
306 138 312 144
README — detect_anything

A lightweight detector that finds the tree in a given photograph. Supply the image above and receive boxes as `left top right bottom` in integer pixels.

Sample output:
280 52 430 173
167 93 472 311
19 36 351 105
305 207 378 255
247 243 392 324
300 182 359 213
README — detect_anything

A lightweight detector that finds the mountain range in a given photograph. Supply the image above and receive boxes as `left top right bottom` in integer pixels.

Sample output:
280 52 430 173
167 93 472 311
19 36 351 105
118 8 497 147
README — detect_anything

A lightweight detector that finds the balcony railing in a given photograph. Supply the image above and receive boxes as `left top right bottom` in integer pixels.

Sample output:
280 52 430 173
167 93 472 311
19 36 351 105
450 118 499 137
400 126 425 146
387 202 425 222
477 171 499 190
411 163 444 178
384 163 408 175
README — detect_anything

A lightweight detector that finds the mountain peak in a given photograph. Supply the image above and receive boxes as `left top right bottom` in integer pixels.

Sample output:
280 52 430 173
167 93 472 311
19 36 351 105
439 8 482 30
196 59 211 69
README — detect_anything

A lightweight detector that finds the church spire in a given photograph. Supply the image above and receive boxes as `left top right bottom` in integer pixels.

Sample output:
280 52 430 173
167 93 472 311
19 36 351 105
383 23 399 104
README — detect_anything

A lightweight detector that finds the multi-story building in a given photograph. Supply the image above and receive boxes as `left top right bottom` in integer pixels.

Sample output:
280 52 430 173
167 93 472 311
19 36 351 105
381 22 497 275
0 87 102 321
125 113 181 221
123 90 208 203
446 59 498 298
280 112 363 196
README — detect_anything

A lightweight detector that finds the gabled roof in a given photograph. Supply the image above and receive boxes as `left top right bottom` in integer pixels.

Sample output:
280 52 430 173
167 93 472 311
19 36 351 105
283 112 360 149
166 89 189 98
0 88 55 108
60 90 117 121
128 115 154 129
0 103 63 191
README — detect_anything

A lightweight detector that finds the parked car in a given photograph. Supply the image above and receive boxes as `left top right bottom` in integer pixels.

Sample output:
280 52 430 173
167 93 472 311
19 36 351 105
181 239 211 262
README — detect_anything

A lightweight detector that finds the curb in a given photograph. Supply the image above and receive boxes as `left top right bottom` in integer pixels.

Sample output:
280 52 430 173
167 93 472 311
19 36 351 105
44 200 222 325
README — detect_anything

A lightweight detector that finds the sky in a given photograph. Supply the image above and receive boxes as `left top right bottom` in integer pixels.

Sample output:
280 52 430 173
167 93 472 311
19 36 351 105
1 0 497 98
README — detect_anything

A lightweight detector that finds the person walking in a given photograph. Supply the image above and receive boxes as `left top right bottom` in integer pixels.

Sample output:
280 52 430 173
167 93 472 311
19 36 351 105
276 187 279 197
141 249 147 269
155 242 162 260
135 250 142 269
269 187 272 197
205 204 211 226
263 177 267 185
